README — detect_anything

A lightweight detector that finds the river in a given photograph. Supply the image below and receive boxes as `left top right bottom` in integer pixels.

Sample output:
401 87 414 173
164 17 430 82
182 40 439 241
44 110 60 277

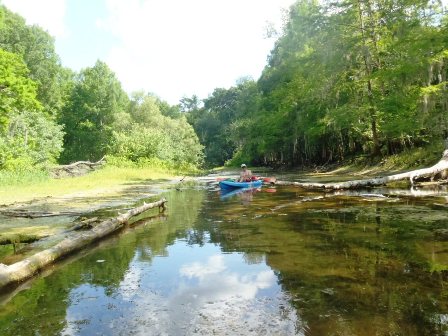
1 178 448 335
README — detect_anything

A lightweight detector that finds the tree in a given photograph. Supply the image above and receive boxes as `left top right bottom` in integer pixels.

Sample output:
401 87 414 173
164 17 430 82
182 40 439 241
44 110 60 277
60 61 129 162
186 81 261 167
0 5 71 117
109 93 203 168
0 49 63 168
0 48 41 125
237 0 448 166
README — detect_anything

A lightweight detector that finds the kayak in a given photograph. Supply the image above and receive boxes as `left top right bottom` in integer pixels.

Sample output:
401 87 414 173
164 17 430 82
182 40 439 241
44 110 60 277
219 179 263 190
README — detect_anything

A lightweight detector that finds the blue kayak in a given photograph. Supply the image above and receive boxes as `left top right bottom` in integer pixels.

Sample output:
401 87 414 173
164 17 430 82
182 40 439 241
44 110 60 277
219 179 263 190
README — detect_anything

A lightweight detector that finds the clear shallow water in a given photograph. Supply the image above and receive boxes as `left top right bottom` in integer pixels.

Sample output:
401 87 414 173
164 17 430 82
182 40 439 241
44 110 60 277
1 183 448 335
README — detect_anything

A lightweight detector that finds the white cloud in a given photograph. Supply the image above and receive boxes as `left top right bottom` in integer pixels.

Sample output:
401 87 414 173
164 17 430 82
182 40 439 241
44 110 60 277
2 0 67 37
1 0 295 103
98 0 295 103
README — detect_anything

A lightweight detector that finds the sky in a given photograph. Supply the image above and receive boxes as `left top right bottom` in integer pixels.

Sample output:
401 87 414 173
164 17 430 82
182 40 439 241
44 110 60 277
2 0 295 104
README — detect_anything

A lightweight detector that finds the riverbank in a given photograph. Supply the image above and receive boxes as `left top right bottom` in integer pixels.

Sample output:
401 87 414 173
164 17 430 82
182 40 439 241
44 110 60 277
0 166 185 206
0 165 188 266
325 143 444 175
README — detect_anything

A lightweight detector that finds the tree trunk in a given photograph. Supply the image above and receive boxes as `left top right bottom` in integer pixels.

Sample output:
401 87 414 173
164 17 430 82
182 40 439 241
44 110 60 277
276 150 448 190
0 198 167 290
356 0 381 156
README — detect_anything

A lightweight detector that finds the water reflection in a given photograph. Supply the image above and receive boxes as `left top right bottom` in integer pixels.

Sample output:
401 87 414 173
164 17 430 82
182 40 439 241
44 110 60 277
220 187 260 204
1 186 448 335
61 245 300 336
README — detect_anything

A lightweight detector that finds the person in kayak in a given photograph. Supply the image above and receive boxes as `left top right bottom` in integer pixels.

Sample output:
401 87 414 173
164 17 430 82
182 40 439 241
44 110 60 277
238 164 253 182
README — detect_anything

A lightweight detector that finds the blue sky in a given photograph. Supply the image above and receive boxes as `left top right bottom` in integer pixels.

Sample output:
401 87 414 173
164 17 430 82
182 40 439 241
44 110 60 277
55 0 118 71
2 0 294 104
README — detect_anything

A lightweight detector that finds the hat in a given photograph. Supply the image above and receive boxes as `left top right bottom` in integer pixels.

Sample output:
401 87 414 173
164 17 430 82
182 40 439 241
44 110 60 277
241 164 247 168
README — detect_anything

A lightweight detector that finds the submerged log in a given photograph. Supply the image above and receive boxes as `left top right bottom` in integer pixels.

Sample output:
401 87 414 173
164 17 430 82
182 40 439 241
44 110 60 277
0 198 167 290
276 150 448 190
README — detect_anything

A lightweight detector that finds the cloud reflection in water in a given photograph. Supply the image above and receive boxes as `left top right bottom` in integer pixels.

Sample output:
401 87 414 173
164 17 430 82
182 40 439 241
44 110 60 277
110 254 302 335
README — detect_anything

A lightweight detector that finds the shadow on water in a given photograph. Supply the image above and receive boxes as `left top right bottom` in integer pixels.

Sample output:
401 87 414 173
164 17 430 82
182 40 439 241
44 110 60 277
0 182 448 335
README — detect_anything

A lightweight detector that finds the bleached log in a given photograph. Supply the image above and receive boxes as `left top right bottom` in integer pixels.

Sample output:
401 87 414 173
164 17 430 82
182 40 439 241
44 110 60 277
58 156 106 169
50 157 106 178
276 150 448 190
0 198 166 290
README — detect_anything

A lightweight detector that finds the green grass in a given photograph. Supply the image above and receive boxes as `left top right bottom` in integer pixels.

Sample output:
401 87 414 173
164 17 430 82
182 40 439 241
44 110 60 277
0 165 182 205
377 143 445 171
320 143 446 177
0 169 50 186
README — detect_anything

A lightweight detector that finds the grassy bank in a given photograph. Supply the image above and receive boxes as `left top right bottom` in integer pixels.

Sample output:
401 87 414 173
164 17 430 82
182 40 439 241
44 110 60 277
0 166 184 205
325 143 446 176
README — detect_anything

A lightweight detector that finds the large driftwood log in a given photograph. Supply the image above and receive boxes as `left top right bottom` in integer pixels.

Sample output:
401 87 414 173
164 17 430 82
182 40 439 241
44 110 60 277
50 157 106 178
0 198 166 290
276 150 448 190
57 156 106 170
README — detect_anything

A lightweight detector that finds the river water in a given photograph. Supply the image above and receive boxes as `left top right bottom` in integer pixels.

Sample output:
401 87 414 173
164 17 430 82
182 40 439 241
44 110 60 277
1 180 448 335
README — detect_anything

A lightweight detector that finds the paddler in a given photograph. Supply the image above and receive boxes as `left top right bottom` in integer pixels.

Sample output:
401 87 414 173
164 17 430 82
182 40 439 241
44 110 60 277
238 163 253 182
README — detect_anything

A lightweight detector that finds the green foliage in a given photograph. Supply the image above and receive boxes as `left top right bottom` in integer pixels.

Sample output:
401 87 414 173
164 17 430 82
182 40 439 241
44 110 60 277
0 4 204 173
0 48 41 124
0 5 71 117
186 79 261 167
0 49 64 168
109 93 203 168
60 60 129 162
3 0 446 173
190 0 448 167
0 110 64 168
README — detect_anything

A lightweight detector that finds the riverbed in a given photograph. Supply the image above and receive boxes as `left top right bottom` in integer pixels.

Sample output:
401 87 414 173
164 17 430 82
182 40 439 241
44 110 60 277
0 176 448 335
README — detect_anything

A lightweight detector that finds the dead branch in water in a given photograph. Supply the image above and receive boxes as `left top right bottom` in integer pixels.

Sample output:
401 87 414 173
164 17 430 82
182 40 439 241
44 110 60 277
0 198 167 290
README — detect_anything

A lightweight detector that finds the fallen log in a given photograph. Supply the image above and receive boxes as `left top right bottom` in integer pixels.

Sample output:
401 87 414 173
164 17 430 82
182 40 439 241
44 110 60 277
276 150 448 190
57 156 105 170
0 212 170 304
50 157 106 178
0 198 166 290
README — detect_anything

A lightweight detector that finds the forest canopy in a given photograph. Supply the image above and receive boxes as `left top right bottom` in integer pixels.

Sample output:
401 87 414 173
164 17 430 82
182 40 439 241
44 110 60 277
186 0 448 167
0 0 447 170
0 5 203 170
